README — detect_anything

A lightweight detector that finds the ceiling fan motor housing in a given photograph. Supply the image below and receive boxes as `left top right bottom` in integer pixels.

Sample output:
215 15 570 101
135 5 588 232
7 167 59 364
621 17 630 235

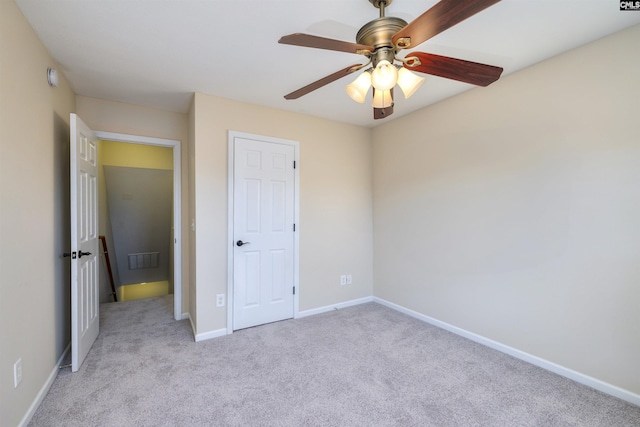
356 17 407 66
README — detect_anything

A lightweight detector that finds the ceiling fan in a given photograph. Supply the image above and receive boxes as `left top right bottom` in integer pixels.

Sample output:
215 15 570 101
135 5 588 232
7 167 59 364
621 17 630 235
279 0 504 120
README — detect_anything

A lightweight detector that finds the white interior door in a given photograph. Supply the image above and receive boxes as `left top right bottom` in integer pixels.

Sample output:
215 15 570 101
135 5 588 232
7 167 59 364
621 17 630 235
232 136 296 330
70 114 99 372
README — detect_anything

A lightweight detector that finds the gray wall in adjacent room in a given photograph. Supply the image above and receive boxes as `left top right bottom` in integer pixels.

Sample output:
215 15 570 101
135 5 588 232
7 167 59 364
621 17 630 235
104 166 173 286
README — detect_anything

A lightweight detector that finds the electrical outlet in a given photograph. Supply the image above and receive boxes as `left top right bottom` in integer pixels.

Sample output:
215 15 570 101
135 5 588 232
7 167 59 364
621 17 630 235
346 274 352 285
340 275 347 285
216 294 225 307
14 359 22 388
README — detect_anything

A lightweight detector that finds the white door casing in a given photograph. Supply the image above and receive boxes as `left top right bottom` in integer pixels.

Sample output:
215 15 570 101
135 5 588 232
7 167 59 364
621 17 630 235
70 114 100 372
228 132 299 331
94 131 182 321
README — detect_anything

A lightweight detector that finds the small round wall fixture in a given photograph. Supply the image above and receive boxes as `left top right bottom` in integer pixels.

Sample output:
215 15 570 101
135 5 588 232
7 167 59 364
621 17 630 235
47 67 59 87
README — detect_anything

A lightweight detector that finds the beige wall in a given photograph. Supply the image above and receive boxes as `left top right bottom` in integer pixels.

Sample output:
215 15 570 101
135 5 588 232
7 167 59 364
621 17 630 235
372 25 640 395
191 93 374 334
0 2 76 425
76 96 190 315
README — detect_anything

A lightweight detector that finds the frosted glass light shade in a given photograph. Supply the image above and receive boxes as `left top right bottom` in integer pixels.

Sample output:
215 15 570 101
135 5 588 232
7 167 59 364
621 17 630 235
371 60 397 91
372 89 393 109
345 72 372 104
396 67 425 99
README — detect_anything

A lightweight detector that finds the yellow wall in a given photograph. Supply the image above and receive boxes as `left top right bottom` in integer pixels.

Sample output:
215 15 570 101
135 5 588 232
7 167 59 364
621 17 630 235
101 140 173 169
372 24 640 396
117 281 170 302
191 94 374 335
0 2 77 425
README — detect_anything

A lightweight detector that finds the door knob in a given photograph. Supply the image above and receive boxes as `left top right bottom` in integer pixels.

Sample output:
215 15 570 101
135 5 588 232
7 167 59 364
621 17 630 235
78 251 92 258
236 240 250 247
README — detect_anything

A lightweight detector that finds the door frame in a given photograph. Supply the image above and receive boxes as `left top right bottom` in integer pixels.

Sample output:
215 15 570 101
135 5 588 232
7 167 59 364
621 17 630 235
227 131 300 334
94 131 183 321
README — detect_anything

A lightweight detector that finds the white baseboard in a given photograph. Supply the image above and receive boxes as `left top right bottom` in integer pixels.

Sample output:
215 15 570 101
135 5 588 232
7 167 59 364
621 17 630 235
195 328 228 342
185 311 228 342
181 312 189 321
373 297 640 407
297 296 374 318
200 297 374 339
18 343 71 427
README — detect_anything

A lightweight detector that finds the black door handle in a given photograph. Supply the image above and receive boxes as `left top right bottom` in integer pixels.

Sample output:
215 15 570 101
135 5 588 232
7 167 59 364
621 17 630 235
236 240 250 247
78 251 92 258
63 252 76 259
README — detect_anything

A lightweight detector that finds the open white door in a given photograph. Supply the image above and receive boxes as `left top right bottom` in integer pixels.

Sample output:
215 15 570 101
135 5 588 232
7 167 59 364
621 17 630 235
70 114 99 372
231 134 297 330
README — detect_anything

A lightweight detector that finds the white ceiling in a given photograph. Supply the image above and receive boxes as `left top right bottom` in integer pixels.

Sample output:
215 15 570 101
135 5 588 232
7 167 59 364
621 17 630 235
15 0 640 127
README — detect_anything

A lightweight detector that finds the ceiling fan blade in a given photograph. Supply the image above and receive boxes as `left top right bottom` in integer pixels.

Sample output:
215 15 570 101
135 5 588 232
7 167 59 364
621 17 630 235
392 0 501 50
284 64 364 100
405 52 503 86
279 33 374 54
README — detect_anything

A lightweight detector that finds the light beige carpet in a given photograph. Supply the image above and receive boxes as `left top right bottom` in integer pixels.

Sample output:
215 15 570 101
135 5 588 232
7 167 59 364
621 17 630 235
29 295 640 426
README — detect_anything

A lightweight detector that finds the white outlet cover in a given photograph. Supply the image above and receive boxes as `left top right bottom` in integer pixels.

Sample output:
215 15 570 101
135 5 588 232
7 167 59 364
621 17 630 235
216 294 225 307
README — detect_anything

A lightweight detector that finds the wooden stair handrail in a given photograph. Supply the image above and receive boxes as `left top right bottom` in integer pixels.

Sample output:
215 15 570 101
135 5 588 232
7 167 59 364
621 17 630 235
99 235 118 302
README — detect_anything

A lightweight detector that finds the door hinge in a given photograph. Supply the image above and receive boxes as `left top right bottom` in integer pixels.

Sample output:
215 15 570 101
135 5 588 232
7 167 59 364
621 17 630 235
293 287 296 295
293 223 296 232
293 160 296 169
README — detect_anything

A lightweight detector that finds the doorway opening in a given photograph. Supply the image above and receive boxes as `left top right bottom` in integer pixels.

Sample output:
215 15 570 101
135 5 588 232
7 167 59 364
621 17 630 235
95 131 182 321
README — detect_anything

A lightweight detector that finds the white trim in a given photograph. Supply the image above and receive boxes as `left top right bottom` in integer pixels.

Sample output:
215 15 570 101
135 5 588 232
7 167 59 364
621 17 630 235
94 131 177 147
227 131 300 334
186 313 227 342
227 135 234 333
190 297 373 342
95 131 183 322
195 328 229 342
18 344 71 427
297 296 374 318
373 297 640 407
181 312 190 321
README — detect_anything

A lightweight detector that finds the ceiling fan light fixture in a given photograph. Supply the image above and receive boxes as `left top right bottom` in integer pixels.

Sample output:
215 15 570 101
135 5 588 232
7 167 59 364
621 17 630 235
279 0 504 120
372 88 393 109
371 60 397 91
345 71 372 103
396 67 424 99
